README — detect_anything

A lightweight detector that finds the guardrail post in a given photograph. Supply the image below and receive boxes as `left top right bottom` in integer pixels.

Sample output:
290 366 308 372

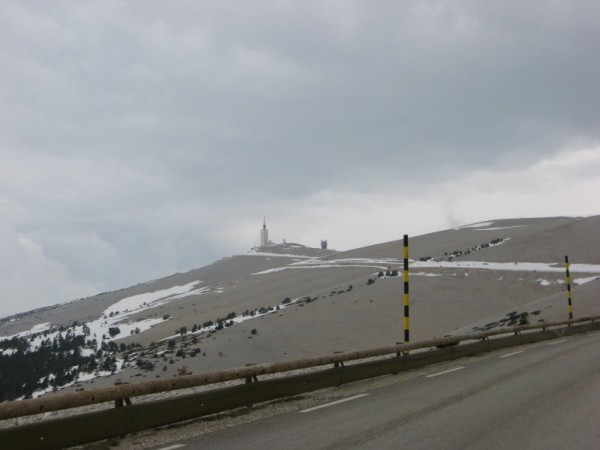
114 382 132 408
245 364 258 383
114 398 132 408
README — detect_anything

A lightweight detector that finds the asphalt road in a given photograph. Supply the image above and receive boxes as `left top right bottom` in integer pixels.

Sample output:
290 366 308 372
145 331 600 450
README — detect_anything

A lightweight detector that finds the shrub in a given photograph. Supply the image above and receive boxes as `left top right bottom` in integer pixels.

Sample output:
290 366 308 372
108 327 120 338
136 360 155 371
518 313 530 325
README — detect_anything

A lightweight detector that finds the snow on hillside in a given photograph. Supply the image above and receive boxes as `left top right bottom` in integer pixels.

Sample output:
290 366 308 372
253 257 600 276
1 280 207 346
247 250 314 259
103 281 205 317
0 280 214 398
456 221 528 231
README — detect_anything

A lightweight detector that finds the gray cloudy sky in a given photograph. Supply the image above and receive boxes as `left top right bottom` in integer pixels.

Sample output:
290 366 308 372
1 1 599 316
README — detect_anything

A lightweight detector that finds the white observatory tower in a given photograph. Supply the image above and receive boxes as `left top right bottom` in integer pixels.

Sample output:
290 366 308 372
260 217 269 248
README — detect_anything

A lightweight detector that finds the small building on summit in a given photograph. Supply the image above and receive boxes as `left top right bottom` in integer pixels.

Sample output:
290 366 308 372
260 217 273 248
251 218 335 256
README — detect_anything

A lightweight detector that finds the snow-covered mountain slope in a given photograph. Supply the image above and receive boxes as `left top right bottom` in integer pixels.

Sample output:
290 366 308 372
1 217 599 398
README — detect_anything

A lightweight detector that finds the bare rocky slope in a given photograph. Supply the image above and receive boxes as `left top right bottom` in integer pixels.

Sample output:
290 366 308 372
1 215 599 395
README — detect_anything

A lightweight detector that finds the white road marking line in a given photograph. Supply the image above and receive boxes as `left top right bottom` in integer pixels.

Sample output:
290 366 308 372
156 445 186 450
547 339 569 346
300 394 369 413
425 366 465 378
499 350 524 358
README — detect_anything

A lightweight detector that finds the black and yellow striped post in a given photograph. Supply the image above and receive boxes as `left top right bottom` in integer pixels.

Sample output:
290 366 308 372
403 234 410 344
565 255 573 320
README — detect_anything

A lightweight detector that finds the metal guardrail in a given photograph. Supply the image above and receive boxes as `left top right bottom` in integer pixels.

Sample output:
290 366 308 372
0 316 597 422
1 317 599 450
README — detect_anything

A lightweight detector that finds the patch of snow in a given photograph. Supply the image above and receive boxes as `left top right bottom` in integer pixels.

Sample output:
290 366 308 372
0 322 52 342
104 281 202 317
73 281 208 345
80 348 95 357
294 257 400 266
456 221 494 229
246 250 313 259
475 225 527 231
413 260 600 273
253 267 288 275
170 286 211 300
31 323 52 333
253 263 390 276
110 318 165 340
574 276 599 285
251 254 600 277
536 279 565 286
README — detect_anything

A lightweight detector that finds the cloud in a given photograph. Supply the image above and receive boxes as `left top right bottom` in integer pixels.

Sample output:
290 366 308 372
0 1 599 316
0 217 99 316
253 146 600 251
